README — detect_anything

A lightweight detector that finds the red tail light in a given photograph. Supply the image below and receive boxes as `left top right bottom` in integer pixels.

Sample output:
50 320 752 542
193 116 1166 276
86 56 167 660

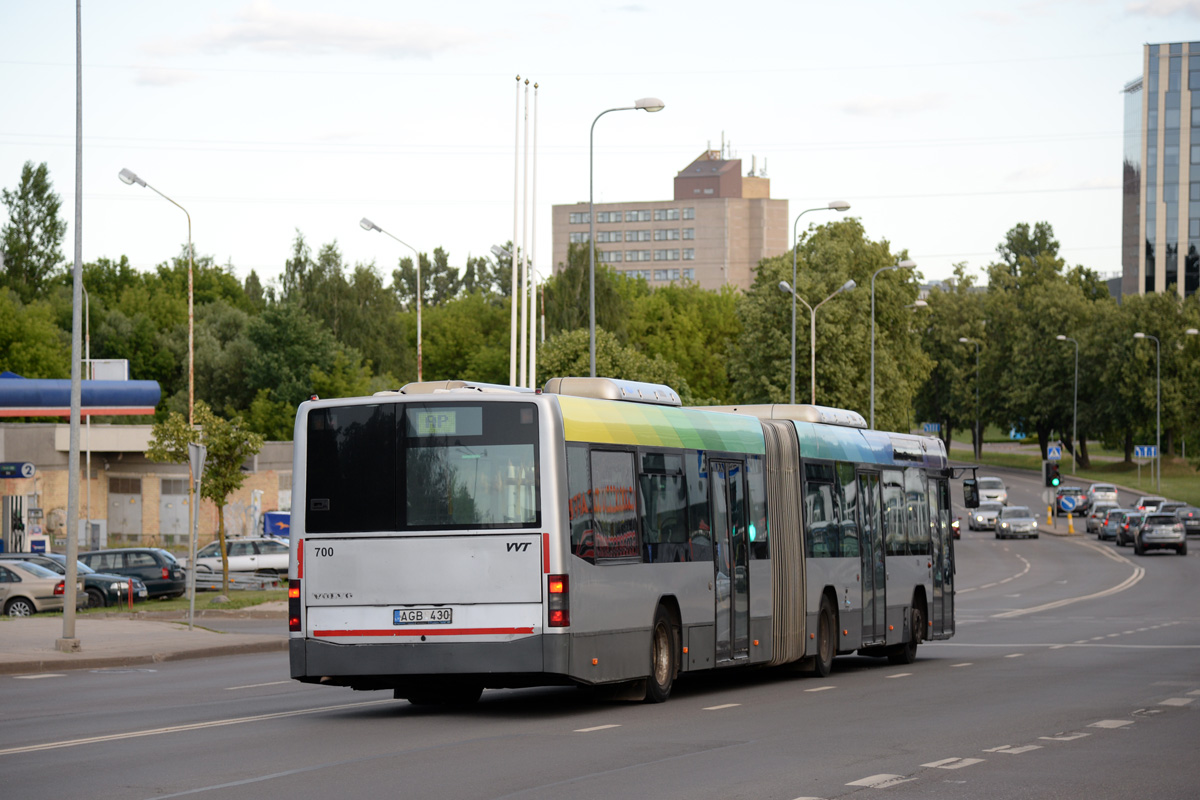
288 579 302 631
54 581 65 596
162 567 170 580
547 574 569 627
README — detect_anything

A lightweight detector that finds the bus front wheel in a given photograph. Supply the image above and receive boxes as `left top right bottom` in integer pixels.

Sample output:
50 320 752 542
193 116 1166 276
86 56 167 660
813 596 835 677
646 605 676 703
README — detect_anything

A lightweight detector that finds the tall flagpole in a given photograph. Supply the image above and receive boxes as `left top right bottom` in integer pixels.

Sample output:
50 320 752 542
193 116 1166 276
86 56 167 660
528 82 539 389
519 78 530 388
509 75 521 385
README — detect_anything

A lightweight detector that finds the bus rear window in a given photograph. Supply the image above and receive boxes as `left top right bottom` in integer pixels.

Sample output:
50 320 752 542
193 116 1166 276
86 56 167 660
306 401 540 532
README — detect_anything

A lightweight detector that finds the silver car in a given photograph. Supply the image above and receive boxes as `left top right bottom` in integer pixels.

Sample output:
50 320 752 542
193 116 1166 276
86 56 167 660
978 477 1008 506
1086 483 1119 506
996 505 1039 539
968 501 1004 531
1134 513 1187 556
1086 502 1118 534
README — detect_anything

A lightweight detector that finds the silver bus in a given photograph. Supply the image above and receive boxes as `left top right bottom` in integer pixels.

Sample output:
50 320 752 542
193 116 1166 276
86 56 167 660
288 377 955 704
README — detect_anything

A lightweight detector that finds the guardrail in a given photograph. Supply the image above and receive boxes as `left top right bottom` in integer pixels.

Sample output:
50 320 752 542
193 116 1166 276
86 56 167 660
193 571 283 591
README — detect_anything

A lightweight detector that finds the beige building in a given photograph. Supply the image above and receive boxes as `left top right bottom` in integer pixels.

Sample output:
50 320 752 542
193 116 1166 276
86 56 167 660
551 150 789 291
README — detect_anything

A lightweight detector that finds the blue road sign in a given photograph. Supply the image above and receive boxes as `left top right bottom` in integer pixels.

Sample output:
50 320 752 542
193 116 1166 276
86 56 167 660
0 461 35 479
1134 445 1157 458
1009 429 1026 440
1047 447 1062 461
923 422 940 433
1060 496 1078 512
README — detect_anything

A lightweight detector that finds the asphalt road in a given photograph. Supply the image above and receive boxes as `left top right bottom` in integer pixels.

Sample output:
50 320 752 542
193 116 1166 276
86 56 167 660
2 471 1196 800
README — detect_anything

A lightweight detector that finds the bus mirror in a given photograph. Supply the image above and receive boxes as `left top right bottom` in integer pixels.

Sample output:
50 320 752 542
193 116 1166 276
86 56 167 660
962 479 980 509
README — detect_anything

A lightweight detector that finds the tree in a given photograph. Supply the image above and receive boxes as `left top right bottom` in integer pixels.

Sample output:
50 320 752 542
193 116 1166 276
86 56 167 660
0 291 69 378
145 401 265 594
1 161 67 302
539 327 694 404
542 242 640 344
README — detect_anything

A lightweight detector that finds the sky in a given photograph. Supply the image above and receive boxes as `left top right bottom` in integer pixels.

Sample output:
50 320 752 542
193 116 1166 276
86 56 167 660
1 0 1198 293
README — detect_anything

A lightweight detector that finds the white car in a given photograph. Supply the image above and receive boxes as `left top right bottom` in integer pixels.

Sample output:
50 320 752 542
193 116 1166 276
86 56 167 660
185 538 289 574
968 501 1004 531
977 477 1008 505
1086 483 1119 506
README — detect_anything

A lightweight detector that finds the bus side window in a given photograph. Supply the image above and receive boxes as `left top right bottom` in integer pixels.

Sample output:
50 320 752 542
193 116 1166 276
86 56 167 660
590 450 640 562
747 455 769 559
686 450 712 562
837 462 860 558
566 444 595 563
882 469 906 556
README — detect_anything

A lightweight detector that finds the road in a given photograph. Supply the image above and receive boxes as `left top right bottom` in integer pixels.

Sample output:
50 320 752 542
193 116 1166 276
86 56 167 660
2 469 1196 800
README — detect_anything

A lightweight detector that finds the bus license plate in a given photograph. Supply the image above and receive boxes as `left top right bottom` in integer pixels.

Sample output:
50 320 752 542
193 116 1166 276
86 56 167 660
394 608 452 625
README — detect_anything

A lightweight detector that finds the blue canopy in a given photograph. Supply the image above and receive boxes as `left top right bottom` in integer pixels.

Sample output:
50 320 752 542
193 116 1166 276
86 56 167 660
0 372 161 417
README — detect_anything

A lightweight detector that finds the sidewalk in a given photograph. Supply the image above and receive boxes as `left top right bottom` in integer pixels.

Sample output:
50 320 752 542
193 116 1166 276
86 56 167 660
0 602 287 675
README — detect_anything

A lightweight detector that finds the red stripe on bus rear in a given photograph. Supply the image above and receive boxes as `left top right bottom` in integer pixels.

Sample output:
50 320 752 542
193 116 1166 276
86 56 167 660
543 532 550 573
313 627 535 638
297 539 304 579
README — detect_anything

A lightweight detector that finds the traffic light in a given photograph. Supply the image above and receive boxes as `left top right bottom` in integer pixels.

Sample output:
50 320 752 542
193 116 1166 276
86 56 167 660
1043 460 1062 487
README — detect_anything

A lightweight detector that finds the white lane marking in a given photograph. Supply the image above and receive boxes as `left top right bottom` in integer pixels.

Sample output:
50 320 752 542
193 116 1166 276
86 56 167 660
225 680 291 691
1106 633 1120 638
986 745 1043 754
846 774 910 787
922 757 985 770
12 674 65 680
1005 653 1024 658
1159 698 1194 707
1188 690 1200 696
1040 733 1090 741
950 663 973 667
959 554 1031 594
929 642 1200 650
805 686 836 692
1089 719 1134 729
886 672 912 679
0 700 392 756
575 724 621 733
992 565 1145 619
703 703 741 711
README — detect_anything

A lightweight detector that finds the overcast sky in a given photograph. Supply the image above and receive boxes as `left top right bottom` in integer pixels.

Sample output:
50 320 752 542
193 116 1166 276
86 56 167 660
1 1 1197 292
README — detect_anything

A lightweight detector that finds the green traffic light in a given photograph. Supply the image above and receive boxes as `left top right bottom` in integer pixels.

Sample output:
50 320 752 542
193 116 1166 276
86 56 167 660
1051 477 1060 487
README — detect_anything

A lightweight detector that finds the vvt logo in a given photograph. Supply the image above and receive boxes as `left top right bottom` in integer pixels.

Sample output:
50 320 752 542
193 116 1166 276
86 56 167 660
506 542 531 552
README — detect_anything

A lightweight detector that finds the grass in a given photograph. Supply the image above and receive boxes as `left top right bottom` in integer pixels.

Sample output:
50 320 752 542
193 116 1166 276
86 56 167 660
949 446 1200 506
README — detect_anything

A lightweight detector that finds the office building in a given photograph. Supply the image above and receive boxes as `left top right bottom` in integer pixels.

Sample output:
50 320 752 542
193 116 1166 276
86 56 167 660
1122 41 1199 297
551 150 788 291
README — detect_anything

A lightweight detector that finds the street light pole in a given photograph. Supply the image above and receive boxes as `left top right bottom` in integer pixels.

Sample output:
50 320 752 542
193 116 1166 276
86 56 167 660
1133 332 1161 493
118 168 193 426
958 337 980 462
870 258 917 429
589 97 665 378
1055 335 1079 474
780 279 856 404
788 202 850 404
361 218 422 382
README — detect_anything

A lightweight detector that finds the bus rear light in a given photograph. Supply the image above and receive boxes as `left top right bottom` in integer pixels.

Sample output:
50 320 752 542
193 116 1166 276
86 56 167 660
548 574 569 627
289 579 302 632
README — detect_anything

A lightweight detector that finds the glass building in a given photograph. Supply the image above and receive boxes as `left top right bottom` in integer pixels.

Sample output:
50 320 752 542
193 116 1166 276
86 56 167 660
1122 42 1200 298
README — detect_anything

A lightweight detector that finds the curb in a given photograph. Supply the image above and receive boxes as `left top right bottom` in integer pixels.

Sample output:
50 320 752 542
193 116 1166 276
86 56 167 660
0 637 288 676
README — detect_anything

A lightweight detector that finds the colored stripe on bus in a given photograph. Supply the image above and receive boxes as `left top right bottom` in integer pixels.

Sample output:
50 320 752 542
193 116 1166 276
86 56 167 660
313 627 535 637
542 532 550 573
557 396 765 453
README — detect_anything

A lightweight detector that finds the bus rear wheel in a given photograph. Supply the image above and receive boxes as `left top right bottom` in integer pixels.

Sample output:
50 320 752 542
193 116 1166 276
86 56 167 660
888 606 923 665
812 596 835 677
646 605 677 703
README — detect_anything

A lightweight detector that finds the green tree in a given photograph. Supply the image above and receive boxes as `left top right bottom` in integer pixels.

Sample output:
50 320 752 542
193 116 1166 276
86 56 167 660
539 327 694 404
542 242 640 344
0 291 69 378
421 291 510 384
1 161 66 302
145 401 265 594
913 264 984 450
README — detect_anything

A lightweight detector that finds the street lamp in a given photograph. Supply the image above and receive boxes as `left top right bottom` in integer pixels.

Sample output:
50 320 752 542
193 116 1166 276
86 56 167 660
958 337 980 462
1055 335 1079 474
870 258 917 429
1133 332 1161 493
787 202 851 404
589 97 665 378
779 279 856 404
361 218 422 381
118 168 193 426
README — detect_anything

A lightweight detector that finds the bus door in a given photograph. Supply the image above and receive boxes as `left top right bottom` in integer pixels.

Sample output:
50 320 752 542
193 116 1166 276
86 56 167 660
931 478 955 637
711 460 749 663
857 471 886 645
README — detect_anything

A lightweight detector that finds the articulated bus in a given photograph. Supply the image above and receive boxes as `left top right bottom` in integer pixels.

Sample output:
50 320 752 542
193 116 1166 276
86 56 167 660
288 377 956 704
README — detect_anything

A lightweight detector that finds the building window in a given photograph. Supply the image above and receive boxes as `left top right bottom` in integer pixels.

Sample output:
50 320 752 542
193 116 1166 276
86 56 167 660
682 228 694 240
683 249 695 260
569 232 591 244
626 250 651 262
595 231 622 243
693 189 701 194
683 268 695 279
703 188 714 195
653 270 667 281
597 211 625 223
598 250 623 263
569 212 591 224
653 209 666 221
667 208 680 220
1192 144 1200 164
653 250 681 262
683 208 695 219
1193 107 1200 128
653 229 680 241
1191 218 1200 239
625 210 651 222
625 269 651 280
625 230 651 242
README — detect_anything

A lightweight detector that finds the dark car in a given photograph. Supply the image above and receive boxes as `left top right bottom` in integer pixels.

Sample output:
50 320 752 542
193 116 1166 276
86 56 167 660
1114 512 1147 548
0 552 148 608
1055 485 1088 516
78 548 186 599
1176 506 1200 536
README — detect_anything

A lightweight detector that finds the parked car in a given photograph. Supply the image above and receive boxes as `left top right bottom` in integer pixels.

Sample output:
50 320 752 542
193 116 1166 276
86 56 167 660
1100 509 1133 542
78 548 186 599
1086 483 1119 506
1133 513 1187 556
996 505 1039 539
1086 502 1118 534
968 501 1004 531
1055 485 1089 516
1133 495 1167 511
978 477 1008 505
0 560 72 616
0 552 148 608
1176 506 1200 536
1114 512 1147 547
179 537 290 574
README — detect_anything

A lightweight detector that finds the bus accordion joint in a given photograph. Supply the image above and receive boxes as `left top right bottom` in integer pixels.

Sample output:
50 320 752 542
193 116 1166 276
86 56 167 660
548 574 569 627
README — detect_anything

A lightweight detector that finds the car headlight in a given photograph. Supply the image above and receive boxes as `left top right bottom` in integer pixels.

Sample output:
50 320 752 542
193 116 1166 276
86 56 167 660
1000 522 1009 528
975 515 983 522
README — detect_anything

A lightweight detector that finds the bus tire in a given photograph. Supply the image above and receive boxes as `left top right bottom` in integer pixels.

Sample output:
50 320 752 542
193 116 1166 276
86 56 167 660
888 605 923 665
646 605 676 703
813 596 835 678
